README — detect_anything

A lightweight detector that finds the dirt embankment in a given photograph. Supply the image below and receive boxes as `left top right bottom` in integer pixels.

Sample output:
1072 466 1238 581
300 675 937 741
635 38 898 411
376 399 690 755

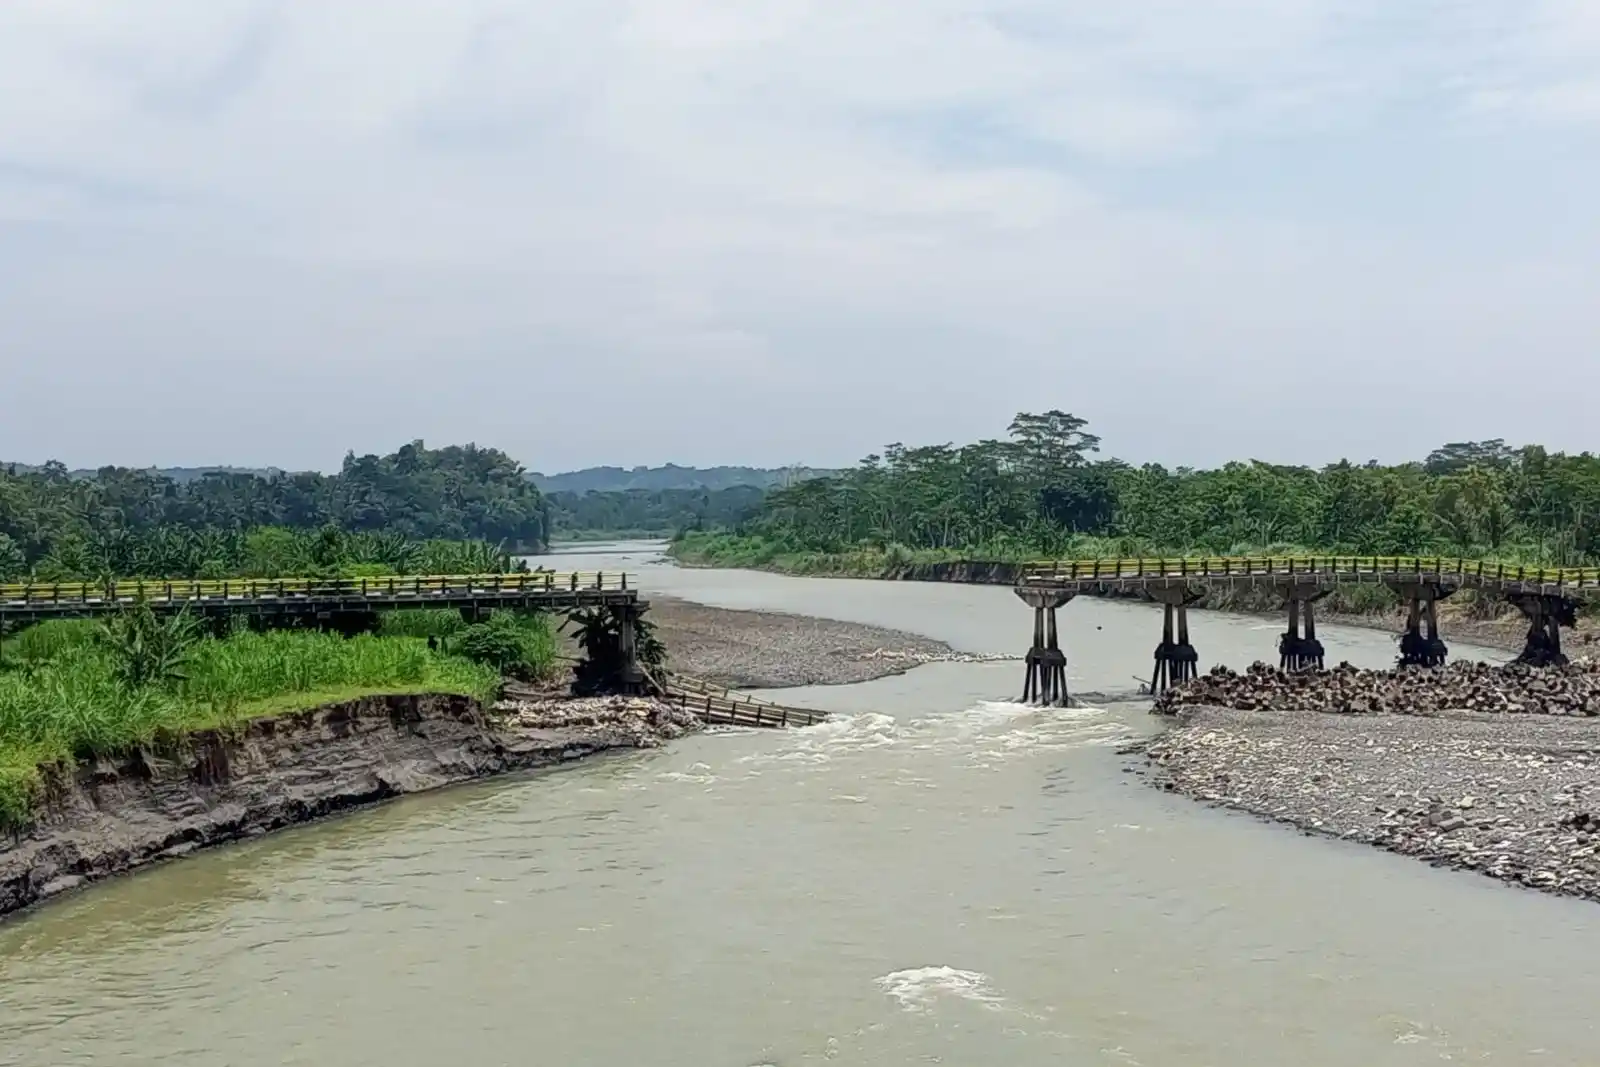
1 692 699 919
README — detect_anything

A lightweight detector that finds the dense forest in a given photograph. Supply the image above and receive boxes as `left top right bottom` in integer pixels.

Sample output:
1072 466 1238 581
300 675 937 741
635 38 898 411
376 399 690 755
685 412 1600 566
0 441 547 580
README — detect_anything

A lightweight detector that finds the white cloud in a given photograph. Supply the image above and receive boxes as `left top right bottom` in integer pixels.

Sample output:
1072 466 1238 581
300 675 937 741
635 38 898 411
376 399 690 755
0 1 1598 470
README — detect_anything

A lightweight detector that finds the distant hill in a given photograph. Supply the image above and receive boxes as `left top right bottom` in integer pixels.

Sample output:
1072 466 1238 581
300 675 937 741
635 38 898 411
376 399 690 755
7 460 837 493
529 464 835 494
5 463 285 482
139 466 285 483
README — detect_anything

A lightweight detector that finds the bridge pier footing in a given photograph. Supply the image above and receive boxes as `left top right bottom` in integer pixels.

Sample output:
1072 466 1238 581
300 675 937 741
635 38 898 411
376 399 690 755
1278 586 1328 672
1147 584 1200 694
1389 582 1451 668
1510 594 1576 667
1015 588 1074 707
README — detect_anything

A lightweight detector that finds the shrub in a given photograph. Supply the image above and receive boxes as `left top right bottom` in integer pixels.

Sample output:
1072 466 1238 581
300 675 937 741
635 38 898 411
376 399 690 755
99 602 201 689
455 612 558 680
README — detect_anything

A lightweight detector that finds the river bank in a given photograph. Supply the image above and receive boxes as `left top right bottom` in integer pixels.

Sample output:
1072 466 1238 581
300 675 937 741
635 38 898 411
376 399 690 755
0 691 698 919
1143 659 1600 902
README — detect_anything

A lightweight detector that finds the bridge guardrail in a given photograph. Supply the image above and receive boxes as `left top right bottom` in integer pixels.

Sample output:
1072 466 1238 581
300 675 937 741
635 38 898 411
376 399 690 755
0 571 633 607
654 671 829 728
1020 556 1600 587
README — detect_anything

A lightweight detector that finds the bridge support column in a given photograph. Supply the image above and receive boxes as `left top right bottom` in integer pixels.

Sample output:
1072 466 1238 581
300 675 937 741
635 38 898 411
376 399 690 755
1277 585 1329 672
1014 588 1074 707
617 603 647 695
1147 583 1201 694
1509 594 1577 667
1388 582 1452 668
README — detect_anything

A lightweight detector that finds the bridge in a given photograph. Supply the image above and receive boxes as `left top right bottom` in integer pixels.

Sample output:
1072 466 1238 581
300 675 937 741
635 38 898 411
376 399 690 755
651 670 830 728
0 571 638 626
1013 556 1600 706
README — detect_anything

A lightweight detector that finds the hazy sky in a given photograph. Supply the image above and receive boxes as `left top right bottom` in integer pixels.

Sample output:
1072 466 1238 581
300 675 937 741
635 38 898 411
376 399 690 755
2 2 1597 474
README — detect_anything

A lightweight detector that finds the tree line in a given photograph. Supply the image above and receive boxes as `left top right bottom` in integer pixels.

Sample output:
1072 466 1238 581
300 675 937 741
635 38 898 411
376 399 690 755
546 486 767 538
0 440 548 581
730 413 1600 563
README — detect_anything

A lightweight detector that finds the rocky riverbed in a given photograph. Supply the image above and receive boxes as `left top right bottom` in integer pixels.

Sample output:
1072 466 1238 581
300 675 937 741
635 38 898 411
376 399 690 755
646 596 964 688
1145 705 1600 902
1144 658 1600 902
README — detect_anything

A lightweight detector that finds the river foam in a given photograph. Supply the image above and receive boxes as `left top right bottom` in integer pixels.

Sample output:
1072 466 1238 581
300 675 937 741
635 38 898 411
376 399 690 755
874 966 1004 1013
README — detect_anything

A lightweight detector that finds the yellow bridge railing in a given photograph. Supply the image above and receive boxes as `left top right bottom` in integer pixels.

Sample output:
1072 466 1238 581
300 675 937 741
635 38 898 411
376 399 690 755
0 571 635 606
652 670 829 729
1021 556 1600 587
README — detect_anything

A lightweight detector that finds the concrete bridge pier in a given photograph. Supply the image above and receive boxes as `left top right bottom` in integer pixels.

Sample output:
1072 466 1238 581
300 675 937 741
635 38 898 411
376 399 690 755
1015 588 1075 707
1509 594 1577 667
1389 581 1452 668
1277 585 1329 672
616 602 648 694
1147 583 1201 694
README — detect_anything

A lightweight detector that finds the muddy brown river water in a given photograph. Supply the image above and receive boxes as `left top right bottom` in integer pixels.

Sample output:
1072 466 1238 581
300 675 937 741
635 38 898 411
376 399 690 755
5 542 1597 1066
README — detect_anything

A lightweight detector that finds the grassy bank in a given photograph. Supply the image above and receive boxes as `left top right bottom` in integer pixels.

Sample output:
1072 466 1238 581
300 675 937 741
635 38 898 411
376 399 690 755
0 611 561 831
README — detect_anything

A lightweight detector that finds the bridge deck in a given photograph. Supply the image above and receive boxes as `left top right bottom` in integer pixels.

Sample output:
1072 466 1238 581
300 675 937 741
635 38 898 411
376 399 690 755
0 571 638 624
656 672 829 729
1018 556 1600 600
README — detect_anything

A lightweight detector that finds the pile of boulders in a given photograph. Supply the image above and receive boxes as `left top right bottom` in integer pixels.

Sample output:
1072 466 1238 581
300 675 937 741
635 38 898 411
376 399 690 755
1154 658 1600 718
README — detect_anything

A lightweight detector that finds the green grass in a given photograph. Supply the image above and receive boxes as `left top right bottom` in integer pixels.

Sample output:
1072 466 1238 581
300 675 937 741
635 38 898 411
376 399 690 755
0 625 503 832
0 619 101 670
377 608 472 639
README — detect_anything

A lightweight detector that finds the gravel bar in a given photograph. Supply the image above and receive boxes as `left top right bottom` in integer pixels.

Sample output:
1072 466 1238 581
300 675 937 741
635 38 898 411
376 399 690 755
1144 684 1600 903
647 596 954 689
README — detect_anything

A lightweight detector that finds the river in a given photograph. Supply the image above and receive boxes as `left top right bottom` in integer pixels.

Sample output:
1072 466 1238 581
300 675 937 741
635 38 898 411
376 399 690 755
2 542 1595 1066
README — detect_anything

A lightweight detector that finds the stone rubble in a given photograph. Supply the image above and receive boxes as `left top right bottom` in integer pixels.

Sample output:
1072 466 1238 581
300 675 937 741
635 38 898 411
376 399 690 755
491 694 701 744
1154 658 1600 718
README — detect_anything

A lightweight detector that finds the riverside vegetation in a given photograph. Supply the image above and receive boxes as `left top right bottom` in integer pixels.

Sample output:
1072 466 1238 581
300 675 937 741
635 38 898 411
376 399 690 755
0 439 553 580
671 412 1600 620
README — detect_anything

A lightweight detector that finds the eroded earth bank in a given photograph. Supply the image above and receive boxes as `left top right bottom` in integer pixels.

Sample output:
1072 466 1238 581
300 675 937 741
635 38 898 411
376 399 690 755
1 692 698 918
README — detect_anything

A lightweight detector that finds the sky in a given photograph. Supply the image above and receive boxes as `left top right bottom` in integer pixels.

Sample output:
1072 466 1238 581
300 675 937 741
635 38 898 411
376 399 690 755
2 1 1598 474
